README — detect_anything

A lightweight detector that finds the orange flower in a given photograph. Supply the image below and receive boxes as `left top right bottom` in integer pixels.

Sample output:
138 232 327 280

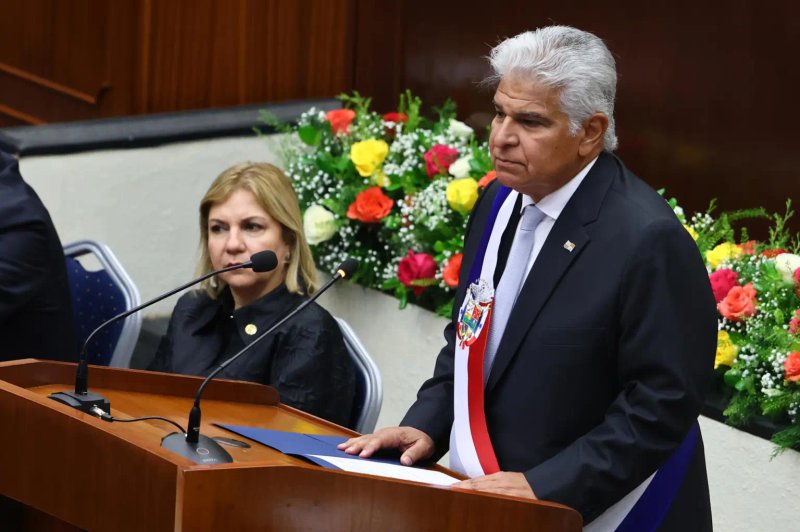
383 112 408 123
442 253 463 288
785 352 800 382
325 109 356 134
738 240 757 255
346 187 393 223
717 282 757 321
478 170 497 188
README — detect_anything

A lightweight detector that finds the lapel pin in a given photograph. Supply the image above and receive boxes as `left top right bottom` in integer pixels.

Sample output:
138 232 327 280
563 240 576 252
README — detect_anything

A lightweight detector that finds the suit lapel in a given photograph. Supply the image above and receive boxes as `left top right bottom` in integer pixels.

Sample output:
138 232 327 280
485 153 618 393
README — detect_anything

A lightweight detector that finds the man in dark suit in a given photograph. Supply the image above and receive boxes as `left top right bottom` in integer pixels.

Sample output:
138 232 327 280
0 149 77 361
341 26 716 530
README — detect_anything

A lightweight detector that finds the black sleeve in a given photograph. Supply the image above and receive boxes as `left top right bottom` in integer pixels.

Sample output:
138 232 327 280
147 315 177 373
270 309 356 427
0 216 50 321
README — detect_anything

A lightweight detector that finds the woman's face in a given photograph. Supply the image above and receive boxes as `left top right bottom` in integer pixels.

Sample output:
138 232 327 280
207 188 290 308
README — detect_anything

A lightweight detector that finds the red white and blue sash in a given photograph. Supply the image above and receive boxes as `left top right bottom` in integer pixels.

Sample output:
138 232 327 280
450 185 515 477
450 185 698 531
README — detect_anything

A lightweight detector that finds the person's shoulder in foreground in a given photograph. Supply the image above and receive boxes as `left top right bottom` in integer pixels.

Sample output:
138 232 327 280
0 150 76 362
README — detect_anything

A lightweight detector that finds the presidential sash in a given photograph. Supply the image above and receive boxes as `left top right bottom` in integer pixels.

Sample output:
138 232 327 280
450 185 515 477
450 184 698 532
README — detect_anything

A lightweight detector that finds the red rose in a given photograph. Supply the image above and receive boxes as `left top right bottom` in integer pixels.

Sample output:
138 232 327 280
325 109 356 134
423 144 459 178
709 268 739 303
477 170 497 189
784 351 800 382
346 187 393 223
397 250 437 296
789 309 800 335
762 248 787 258
442 253 463 288
718 282 757 321
383 112 408 123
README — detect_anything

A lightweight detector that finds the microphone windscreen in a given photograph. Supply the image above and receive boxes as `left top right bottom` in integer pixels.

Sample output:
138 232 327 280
250 250 278 272
337 258 359 279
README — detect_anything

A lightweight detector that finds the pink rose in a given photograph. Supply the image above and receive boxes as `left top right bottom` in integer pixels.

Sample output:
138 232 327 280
785 352 800 382
709 268 739 303
789 309 800 335
423 144 459 178
397 250 437 296
794 268 800 297
717 282 757 321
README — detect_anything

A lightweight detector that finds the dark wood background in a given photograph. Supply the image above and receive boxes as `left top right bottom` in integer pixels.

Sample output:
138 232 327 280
1 0 797 232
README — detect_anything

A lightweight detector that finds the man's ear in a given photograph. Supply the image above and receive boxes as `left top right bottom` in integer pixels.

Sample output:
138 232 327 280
578 113 609 156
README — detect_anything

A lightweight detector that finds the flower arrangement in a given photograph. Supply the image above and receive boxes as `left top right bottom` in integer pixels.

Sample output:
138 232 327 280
264 92 494 315
670 196 800 451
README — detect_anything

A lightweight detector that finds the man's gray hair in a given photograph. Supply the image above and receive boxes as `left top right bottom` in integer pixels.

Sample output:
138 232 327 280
488 26 618 151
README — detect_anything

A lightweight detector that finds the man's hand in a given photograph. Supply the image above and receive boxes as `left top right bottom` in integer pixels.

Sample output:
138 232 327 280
337 426 434 466
453 472 537 499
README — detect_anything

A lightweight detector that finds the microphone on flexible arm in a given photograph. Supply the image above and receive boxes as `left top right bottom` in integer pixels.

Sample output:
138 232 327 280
161 257 359 465
48 250 279 414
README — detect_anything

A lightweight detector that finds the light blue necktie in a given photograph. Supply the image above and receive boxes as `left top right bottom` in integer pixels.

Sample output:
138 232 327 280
483 204 546 383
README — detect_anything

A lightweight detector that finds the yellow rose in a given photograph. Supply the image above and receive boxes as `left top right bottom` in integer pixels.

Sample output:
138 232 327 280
715 330 738 369
706 242 741 269
350 139 389 177
446 178 479 214
683 224 699 241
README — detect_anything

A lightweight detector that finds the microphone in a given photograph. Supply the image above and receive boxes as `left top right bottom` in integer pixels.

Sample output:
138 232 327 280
161 258 359 464
48 250 279 414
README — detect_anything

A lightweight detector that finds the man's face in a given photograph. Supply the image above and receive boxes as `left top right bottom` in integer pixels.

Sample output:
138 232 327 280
489 75 587 201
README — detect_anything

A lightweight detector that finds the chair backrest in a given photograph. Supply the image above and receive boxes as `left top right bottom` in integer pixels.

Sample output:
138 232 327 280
63 240 142 368
335 317 382 433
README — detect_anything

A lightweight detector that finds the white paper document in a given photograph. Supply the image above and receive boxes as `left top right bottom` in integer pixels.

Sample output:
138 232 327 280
309 455 460 486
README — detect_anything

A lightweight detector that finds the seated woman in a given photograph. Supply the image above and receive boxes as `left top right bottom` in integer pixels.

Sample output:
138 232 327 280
148 162 355 427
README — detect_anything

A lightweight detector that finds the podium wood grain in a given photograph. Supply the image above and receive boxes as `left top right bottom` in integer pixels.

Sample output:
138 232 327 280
0 359 581 531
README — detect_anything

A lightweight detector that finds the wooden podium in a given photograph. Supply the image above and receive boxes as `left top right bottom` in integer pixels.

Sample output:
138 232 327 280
0 359 581 531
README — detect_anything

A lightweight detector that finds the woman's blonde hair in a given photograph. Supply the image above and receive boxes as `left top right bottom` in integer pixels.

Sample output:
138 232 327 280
197 162 318 298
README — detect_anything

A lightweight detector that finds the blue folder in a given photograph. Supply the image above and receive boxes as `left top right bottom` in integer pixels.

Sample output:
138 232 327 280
216 424 402 469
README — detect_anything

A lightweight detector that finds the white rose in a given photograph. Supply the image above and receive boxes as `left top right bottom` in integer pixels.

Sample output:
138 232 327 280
303 205 337 245
448 119 473 139
774 253 800 284
448 155 472 179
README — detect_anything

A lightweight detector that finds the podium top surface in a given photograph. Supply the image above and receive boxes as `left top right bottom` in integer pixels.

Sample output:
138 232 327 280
0 359 582 532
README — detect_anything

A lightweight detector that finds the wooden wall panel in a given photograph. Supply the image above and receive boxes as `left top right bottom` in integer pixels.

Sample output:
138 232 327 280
142 0 354 113
0 0 355 122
